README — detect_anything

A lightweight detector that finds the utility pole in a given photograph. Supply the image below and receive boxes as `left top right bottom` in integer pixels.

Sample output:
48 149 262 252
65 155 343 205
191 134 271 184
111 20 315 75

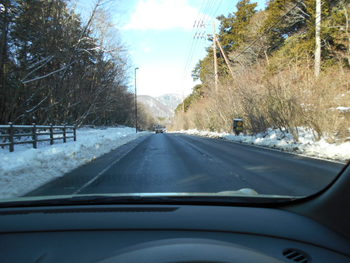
216 39 235 80
182 91 185 113
213 21 218 92
134 67 139 133
315 0 321 77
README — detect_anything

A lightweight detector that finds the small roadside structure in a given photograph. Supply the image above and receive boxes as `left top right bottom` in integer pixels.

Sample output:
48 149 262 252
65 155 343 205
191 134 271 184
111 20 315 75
233 118 243 135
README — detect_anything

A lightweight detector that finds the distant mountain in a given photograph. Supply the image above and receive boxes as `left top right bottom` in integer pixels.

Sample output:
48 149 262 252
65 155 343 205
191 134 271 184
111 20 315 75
156 94 182 112
138 95 173 119
138 94 182 121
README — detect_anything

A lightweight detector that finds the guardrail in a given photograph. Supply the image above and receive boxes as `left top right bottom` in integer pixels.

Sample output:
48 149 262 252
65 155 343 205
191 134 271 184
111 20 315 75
0 123 76 152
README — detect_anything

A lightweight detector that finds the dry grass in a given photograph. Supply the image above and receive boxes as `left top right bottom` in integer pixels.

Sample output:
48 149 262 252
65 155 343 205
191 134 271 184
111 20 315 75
172 64 350 142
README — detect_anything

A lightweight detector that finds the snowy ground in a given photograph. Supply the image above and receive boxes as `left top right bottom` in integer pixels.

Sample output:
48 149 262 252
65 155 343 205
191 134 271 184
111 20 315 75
175 128 350 163
0 127 149 199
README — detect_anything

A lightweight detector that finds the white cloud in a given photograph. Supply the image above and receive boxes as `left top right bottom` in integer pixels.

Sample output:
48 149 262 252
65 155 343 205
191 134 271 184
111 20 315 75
124 0 210 31
142 46 152 53
136 64 196 97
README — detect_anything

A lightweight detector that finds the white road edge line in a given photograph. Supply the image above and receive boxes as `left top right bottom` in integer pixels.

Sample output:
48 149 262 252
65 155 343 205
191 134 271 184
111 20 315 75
225 139 346 165
72 135 148 195
178 133 346 165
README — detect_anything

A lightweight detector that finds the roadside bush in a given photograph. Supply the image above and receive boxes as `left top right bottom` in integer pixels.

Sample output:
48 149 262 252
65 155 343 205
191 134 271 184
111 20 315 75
172 63 350 143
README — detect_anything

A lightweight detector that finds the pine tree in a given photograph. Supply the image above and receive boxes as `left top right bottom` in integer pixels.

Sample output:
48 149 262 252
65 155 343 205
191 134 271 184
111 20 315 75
217 0 257 53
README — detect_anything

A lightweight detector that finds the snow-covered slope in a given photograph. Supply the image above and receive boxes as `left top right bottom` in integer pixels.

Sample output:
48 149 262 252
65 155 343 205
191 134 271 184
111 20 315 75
138 94 182 119
156 93 182 112
138 95 173 118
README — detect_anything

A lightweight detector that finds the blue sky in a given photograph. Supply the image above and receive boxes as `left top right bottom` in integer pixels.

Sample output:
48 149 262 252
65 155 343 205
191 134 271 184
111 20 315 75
76 0 266 97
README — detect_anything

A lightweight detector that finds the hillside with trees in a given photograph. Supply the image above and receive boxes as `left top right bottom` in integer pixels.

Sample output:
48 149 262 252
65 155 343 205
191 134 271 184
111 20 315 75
0 0 154 130
173 0 350 142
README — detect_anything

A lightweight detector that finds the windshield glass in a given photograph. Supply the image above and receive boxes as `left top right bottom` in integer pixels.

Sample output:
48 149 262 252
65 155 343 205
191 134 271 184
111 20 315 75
0 0 349 204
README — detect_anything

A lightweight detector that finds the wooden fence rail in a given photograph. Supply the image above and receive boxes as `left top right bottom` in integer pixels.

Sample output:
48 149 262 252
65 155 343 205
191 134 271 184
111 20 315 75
0 123 76 152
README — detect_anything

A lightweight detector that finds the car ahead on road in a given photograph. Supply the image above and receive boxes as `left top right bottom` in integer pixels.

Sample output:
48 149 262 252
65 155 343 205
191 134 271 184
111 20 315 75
1 161 350 262
155 125 166 134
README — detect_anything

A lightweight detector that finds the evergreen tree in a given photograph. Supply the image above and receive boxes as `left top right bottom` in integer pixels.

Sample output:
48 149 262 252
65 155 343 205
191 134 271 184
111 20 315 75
1 0 140 127
217 0 257 53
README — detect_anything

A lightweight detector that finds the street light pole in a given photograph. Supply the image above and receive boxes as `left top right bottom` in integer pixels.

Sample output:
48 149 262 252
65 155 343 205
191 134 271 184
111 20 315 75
134 67 139 133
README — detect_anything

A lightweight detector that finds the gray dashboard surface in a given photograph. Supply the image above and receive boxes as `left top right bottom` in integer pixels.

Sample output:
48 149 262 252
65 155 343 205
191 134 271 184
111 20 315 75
1 204 350 262
2 231 349 263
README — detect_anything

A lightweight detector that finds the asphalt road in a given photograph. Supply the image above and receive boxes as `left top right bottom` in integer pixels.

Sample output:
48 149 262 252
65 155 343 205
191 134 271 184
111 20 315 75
27 133 344 197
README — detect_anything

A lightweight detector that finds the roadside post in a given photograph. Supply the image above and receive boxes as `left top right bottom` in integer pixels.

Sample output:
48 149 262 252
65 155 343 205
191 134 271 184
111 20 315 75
233 118 243 135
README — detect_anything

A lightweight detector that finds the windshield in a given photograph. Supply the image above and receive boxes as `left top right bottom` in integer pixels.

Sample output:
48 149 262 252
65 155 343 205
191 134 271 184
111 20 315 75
0 0 349 204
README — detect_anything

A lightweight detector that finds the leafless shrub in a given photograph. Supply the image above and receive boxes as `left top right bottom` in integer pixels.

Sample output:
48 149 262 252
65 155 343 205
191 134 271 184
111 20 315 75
173 63 350 142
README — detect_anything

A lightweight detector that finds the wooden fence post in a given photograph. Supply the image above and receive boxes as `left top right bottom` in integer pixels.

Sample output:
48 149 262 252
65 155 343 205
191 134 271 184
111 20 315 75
8 122 14 152
50 123 54 145
32 123 37 149
73 126 77 141
63 124 66 143
2 123 77 151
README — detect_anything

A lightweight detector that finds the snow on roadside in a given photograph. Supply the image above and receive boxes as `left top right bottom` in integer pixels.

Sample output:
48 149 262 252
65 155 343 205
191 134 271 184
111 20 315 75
336 106 350 113
176 128 350 163
0 127 150 199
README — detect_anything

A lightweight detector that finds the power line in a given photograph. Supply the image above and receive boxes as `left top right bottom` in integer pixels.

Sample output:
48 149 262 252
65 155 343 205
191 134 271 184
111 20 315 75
182 0 329 102
184 0 208 68
210 0 224 19
183 0 225 79
183 0 211 70
181 0 231 103
230 0 304 62
181 0 211 105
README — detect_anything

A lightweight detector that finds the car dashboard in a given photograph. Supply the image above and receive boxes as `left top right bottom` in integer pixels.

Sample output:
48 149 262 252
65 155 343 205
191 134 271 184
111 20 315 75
1 203 350 263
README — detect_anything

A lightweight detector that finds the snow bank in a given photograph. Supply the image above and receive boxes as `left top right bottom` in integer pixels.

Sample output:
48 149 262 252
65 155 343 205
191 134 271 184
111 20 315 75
336 106 350 113
0 127 149 198
176 128 350 162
